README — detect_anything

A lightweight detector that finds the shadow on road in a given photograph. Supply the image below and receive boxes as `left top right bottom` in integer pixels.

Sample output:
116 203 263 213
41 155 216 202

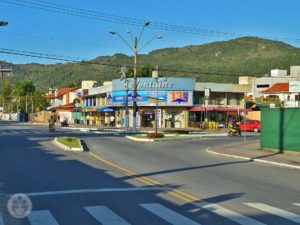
0 122 275 225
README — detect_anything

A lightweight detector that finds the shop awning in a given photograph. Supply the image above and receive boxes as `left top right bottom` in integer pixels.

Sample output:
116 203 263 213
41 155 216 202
97 107 115 112
188 106 250 112
48 103 74 111
188 106 214 112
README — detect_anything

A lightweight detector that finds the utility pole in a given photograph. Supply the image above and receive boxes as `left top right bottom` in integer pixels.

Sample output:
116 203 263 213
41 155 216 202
31 93 34 123
133 37 138 133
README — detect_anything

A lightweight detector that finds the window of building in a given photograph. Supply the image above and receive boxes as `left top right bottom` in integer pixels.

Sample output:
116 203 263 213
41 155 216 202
256 84 269 88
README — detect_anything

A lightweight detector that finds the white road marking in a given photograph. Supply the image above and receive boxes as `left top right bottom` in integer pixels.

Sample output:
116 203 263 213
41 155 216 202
140 203 201 225
245 203 300 223
194 201 267 225
293 203 300 207
84 205 131 225
6 186 170 197
0 213 4 225
2 130 17 134
28 210 59 225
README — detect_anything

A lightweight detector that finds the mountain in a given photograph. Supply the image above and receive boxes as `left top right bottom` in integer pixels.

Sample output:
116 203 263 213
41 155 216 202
6 36 300 90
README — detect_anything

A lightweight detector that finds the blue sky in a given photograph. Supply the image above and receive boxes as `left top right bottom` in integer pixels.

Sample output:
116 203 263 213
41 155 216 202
1 0 300 64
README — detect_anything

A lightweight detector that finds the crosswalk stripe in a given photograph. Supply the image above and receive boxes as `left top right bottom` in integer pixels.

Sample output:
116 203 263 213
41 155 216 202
0 213 4 225
0 130 49 134
293 203 300 207
84 206 131 225
194 201 267 225
245 203 300 224
1 130 17 134
140 203 201 225
28 210 59 225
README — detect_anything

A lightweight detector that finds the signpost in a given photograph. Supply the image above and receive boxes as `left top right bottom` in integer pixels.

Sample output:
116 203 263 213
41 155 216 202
0 64 13 79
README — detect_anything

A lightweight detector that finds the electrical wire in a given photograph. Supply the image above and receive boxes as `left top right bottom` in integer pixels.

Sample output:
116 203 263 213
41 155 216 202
2 0 299 42
0 30 103 47
0 47 86 62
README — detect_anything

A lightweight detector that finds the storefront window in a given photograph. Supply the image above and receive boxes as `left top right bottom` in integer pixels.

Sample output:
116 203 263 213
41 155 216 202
140 109 155 128
93 97 97 106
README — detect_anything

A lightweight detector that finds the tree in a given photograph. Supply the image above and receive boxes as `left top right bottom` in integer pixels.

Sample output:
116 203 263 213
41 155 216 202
1 79 12 113
13 81 36 113
139 64 154 77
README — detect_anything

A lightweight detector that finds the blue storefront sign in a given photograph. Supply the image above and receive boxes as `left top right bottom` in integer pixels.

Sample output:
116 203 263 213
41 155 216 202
112 77 195 91
109 77 194 107
110 90 193 106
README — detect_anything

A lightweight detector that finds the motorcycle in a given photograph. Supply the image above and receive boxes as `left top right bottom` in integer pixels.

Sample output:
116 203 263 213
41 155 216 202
228 125 241 137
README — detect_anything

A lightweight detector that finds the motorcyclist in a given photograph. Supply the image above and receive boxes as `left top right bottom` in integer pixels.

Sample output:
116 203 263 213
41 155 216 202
232 118 241 134
48 113 57 132
229 118 241 136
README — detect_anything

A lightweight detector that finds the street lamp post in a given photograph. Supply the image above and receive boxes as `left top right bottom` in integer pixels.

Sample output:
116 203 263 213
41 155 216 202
133 36 138 133
109 22 162 133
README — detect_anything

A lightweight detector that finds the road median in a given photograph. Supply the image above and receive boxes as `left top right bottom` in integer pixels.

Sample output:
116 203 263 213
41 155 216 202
53 137 84 151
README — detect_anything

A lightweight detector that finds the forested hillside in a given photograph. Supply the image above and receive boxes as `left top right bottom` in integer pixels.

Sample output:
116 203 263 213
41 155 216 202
6 37 300 90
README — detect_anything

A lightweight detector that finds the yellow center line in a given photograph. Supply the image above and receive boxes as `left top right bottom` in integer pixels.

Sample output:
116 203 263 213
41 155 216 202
89 152 200 203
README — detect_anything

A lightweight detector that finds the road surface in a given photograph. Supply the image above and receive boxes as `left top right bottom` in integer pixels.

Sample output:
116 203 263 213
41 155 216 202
0 121 299 225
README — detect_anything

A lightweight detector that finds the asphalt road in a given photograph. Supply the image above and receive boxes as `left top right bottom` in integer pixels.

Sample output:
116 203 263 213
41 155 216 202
0 121 299 225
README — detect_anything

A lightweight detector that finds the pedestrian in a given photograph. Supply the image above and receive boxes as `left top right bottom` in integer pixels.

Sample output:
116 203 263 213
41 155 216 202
110 115 115 127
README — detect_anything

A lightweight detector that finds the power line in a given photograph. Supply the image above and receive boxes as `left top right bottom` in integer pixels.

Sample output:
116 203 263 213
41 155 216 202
0 48 86 62
0 47 262 78
2 0 299 43
0 30 103 47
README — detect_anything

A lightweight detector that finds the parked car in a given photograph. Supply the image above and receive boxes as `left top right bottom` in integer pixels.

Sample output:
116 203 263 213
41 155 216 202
240 120 261 132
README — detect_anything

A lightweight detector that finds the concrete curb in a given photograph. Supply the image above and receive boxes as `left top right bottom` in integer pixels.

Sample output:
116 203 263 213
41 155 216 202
125 135 203 142
53 137 84 151
62 127 99 131
125 132 232 142
206 144 300 170
126 136 155 142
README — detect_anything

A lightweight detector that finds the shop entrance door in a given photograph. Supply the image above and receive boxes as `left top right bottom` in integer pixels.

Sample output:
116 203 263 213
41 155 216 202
141 110 155 128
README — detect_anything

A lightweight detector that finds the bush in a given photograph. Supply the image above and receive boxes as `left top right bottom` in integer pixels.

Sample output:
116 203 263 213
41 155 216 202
146 133 165 138
65 137 74 142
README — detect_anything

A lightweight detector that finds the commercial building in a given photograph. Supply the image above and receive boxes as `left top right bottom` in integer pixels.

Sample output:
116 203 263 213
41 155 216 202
80 81 113 126
108 77 195 129
239 66 300 98
46 81 96 124
73 76 251 129
189 82 251 128
45 74 253 129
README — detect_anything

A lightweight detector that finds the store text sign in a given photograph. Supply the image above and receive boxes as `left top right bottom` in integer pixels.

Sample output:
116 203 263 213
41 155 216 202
112 77 195 92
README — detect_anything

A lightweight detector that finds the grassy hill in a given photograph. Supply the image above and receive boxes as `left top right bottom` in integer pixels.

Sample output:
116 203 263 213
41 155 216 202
6 36 300 90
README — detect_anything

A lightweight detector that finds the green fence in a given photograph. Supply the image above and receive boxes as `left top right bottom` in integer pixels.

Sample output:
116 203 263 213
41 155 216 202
261 108 300 152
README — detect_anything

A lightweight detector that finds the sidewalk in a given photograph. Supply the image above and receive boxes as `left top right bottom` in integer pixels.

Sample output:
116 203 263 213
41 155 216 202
207 140 300 170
